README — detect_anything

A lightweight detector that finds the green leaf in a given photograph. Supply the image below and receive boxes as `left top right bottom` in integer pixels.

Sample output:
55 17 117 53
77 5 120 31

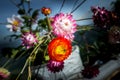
38 19 47 29
11 49 19 58
45 55 49 61
32 9 39 19
18 8 26 15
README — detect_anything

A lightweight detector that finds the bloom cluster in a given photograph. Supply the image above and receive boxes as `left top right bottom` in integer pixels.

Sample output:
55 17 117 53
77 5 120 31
5 5 77 74
3 0 120 79
91 6 118 29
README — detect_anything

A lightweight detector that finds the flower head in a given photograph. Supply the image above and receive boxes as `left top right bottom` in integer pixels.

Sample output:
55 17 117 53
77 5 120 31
48 37 72 62
41 7 51 16
81 66 99 79
0 68 10 80
6 15 24 32
51 13 77 41
21 32 38 49
47 60 64 73
108 26 120 44
91 6 117 29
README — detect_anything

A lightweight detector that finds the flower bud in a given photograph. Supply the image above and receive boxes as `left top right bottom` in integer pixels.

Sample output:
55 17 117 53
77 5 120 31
41 7 51 16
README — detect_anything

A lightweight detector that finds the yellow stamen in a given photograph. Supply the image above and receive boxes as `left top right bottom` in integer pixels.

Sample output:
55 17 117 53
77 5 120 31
13 20 19 26
55 45 66 55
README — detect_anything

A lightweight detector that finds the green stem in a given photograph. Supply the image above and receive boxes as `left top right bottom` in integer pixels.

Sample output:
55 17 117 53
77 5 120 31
44 47 48 58
16 59 28 80
46 16 51 32
15 37 45 80
15 50 27 60
27 60 31 80
29 40 44 57
15 31 51 80
2 59 11 68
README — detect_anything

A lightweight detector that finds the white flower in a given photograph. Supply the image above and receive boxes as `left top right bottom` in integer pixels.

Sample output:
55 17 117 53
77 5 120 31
6 15 24 32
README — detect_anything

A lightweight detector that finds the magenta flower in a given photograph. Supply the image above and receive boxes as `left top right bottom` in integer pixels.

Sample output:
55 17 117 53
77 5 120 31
21 32 38 49
51 13 77 41
47 60 64 73
91 6 117 29
0 68 10 80
6 15 24 32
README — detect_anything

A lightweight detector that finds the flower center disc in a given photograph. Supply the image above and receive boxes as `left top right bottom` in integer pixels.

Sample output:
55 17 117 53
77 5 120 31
55 45 66 55
13 20 19 26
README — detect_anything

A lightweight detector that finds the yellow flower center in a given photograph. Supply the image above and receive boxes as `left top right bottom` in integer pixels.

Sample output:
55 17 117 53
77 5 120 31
55 45 66 55
13 20 19 26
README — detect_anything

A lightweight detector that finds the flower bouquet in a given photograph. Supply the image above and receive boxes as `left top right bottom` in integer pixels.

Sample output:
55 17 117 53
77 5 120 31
0 0 120 80
0 0 82 80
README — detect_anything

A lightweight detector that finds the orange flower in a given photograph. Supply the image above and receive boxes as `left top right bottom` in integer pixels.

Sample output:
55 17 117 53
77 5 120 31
48 37 72 62
41 7 51 16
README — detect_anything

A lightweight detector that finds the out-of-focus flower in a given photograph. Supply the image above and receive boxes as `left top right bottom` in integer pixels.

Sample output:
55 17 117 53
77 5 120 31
0 68 10 80
6 15 24 32
48 37 72 62
51 13 77 41
91 6 117 29
21 32 38 49
81 66 99 79
108 26 120 44
41 7 51 16
47 60 64 73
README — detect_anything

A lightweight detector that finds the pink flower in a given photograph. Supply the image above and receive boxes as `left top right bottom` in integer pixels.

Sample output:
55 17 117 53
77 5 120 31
51 13 77 41
21 32 38 49
47 60 64 73
6 15 24 32
0 68 10 80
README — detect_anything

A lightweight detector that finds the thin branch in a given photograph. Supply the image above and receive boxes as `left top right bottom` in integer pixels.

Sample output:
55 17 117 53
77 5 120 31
0 22 9 25
10 0 20 9
70 0 80 13
27 1 31 14
70 0 87 14
59 0 66 13
76 18 92 21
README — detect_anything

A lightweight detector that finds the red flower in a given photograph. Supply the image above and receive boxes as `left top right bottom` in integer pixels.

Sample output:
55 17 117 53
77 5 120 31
41 7 51 16
48 37 72 62
81 66 99 79
47 60 64 73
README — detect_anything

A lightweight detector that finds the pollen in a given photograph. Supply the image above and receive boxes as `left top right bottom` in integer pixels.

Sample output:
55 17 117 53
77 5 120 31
13 20 19 26
55 45 66 55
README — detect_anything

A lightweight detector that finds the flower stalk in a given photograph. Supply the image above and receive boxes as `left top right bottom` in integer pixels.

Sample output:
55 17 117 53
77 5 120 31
46 16 52 32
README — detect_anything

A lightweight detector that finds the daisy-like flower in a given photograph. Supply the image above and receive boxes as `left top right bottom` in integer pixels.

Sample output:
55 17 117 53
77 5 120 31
21 32 38 49
48 37 72 62
51 13 77 41
6 15 24 32
0 68 10 80
47 60 64 73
